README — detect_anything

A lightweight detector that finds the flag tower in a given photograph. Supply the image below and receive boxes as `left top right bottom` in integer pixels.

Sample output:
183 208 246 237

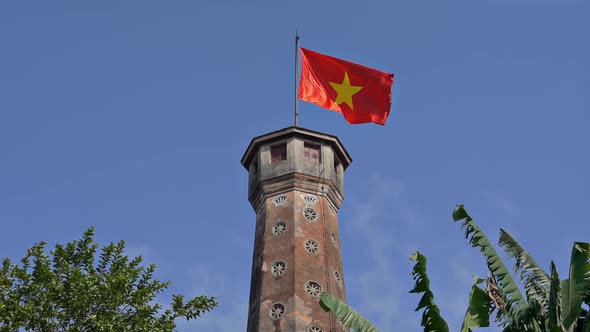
241 126 352 331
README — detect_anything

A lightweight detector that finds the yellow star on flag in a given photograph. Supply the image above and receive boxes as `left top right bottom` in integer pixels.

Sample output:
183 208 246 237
329 71 363 110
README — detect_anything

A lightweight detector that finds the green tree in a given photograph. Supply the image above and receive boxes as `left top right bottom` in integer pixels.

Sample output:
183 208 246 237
0 227 217 332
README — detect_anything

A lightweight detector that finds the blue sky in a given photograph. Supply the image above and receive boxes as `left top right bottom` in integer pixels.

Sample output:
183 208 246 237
0 1 588 331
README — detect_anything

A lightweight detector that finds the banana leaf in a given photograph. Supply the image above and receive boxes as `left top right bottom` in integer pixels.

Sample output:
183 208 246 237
547 261 565 332
409 251 450 332
561 242 590 331
319 292 379 332
460 277 492 332
499 229 551 312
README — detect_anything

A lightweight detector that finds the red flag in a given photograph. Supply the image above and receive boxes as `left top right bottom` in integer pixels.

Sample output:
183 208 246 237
298 48 394 125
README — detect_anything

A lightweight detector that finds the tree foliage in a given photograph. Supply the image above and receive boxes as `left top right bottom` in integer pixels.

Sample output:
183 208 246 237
453 204 589 332
321 205 588 332
0 227 217 332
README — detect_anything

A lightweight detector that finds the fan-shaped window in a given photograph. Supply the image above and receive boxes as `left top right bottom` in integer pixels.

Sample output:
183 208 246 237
272 195 288 207
331 233 338 248
301 194 318 205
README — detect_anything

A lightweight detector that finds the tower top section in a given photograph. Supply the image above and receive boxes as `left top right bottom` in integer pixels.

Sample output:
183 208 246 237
241 126 352 171
241 126 353 211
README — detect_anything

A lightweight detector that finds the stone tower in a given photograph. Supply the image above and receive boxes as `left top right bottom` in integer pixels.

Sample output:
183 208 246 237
241 126 352 332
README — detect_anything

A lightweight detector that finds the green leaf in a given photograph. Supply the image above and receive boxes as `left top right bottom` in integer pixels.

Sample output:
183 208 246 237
561 242 590 331
409 251 450 332
460 277 492 332
499 229 551 313
319 292 379 332
452 205 533 329
547 261 565 332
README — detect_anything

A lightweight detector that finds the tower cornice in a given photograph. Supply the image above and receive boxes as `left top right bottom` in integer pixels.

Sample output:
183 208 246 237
248 172 344 213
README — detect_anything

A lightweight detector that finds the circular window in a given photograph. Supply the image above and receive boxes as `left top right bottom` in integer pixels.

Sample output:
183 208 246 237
330 233 338 248
269 303 285 320
304 239 320 255
271 261 286 277
303 207 318 221
307 325 324 332
305 281 322 297
272 220 287 235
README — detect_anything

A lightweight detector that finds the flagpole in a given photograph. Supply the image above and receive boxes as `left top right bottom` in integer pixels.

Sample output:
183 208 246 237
294 31 300 127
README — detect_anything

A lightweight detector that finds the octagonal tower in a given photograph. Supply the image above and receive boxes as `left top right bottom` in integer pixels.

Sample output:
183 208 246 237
241 126 352 332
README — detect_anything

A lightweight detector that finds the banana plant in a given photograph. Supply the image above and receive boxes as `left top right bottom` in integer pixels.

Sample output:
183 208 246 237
320 251 493 332
497 226 590 332
453 204 541 330
454 204 590 332
320 205 589 332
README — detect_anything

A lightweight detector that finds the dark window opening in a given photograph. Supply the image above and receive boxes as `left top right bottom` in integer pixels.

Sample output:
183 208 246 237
271 144 287 163
304 143 321 163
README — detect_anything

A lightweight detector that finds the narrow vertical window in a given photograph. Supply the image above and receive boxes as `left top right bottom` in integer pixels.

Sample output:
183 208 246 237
304 143 321 163
271 144 287 163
